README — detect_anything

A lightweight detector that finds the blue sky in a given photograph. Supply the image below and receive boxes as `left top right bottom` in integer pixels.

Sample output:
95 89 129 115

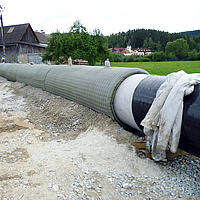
1 0 200 35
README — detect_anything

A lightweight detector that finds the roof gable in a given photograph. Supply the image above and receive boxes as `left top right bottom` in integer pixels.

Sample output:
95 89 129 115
112 48 125 53
34 32 49 44
0 23 39 45
122 50 131 54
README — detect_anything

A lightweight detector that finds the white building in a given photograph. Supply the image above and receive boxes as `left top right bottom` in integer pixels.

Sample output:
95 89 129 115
111 40 152 56
133 48 152 55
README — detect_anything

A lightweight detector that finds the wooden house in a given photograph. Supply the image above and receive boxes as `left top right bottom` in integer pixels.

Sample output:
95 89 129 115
34 31 49 47
0 23 46 63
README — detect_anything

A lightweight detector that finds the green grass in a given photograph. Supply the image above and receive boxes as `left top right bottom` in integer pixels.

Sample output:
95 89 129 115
97 61 200 76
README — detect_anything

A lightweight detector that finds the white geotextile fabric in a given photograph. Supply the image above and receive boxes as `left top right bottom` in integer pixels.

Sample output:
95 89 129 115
141 70 200 161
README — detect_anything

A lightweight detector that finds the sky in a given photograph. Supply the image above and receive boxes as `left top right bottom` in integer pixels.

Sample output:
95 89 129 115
1 0 200 36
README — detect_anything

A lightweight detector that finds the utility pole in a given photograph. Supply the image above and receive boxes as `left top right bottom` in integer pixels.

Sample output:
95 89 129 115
0 5 5 62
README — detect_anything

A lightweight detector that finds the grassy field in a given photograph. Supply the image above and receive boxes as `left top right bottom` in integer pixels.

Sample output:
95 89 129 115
98 61 200 76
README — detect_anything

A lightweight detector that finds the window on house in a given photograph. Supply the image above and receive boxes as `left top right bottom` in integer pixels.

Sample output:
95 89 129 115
7 27 15 33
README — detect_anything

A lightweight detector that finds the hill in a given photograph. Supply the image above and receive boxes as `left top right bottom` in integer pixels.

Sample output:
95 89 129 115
107 29 200 52
181 30 200 37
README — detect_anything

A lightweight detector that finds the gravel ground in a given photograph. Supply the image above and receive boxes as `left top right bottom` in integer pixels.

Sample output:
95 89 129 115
0 76 199 200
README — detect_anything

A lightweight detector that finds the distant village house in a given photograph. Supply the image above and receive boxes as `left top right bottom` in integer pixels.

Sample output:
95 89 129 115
0 23 49 64
111 41 152 56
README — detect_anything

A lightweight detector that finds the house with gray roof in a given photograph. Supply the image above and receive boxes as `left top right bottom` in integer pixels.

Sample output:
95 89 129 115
34 31 49 47
0 23 46 63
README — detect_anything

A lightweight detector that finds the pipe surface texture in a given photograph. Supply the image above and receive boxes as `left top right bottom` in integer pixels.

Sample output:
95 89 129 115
0 63 148 121
0 63 199 158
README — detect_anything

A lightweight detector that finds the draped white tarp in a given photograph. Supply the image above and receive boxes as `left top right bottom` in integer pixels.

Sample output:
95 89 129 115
141 70 200 161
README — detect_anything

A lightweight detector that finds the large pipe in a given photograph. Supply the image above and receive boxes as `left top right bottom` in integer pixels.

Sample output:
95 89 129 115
0 63 199 158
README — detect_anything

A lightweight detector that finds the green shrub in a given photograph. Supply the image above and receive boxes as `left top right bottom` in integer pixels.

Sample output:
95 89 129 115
113 53 123 62
151 51 166 61
167 52 178 61
108 51 114 62
134 56 150 62
125 55 135 62
197 52 200 60
186 50 198 61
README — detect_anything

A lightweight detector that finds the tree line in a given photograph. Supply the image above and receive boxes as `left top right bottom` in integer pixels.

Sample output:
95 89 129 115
108 39 200 63
106 29 200 62
107 29 200 52
42 21 200 65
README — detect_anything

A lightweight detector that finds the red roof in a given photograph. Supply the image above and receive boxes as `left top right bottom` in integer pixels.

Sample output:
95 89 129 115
122 50 131 54
112 48 125 53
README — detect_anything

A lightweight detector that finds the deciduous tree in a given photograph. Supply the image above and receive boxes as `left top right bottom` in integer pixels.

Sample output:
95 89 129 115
42 20 109 65
165 38 189 61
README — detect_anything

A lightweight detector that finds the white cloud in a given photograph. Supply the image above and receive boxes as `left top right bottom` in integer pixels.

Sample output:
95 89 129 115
1 0 200 35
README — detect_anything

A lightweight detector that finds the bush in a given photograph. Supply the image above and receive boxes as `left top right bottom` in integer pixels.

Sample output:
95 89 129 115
142 56 151 62
186 50 198 61
147 53 153 61
140 56 151 62
113 53 123 62
197 52 200 60
167 52 178 61
107 51 114 62
165 38 189 61
151 51 166 61
123 54 150 62
124 55 135 62
134 56 150 62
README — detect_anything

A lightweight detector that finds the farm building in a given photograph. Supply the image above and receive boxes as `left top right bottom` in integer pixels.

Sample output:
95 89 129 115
34 31 49 47
0 23 47 64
